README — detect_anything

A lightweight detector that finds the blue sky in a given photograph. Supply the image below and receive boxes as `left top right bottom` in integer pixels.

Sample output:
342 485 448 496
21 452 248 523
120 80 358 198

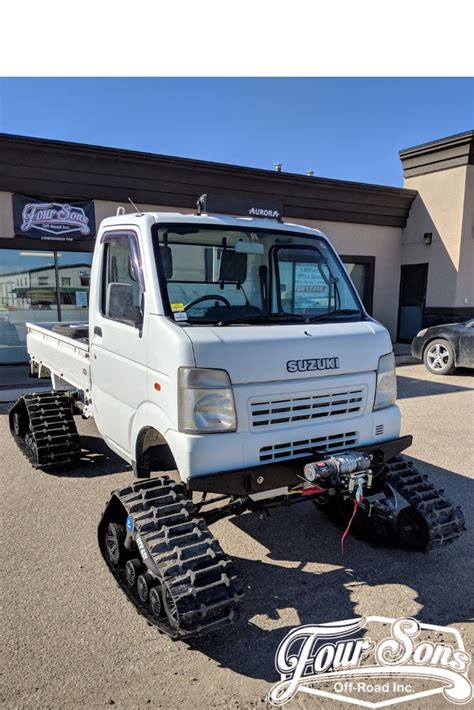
0 78 472 186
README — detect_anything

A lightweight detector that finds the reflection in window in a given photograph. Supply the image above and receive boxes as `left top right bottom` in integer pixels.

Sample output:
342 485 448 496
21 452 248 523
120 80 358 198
0 249 93 363
343 263 368 307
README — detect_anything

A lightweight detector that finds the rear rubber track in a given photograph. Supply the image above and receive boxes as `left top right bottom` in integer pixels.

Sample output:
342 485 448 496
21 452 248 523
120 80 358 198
9 391 81 469
98 476 244 639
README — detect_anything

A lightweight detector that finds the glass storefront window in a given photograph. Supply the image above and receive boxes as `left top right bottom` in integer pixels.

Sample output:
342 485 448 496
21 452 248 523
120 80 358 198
57 252 92 322
0 249 92 364
344 262 367 304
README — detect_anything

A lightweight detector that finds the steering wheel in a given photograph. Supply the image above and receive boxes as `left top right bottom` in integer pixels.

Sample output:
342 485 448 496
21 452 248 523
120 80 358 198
184 294 231 311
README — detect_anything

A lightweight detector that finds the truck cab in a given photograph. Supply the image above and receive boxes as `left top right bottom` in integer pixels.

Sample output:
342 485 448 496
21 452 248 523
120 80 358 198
87 199 399 488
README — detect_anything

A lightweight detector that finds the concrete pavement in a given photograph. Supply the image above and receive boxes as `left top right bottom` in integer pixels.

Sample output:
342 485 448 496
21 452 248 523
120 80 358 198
1 363 473 709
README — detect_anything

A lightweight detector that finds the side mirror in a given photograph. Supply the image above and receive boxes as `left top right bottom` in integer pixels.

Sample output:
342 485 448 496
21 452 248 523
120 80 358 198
106 283 142 326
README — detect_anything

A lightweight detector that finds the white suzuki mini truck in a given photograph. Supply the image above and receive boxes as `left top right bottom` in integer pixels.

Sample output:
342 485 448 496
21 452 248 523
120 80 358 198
9 194 465 639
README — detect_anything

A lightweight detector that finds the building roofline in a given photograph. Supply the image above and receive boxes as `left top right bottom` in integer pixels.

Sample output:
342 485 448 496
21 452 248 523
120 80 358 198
0 133 417 228
0 132 412 194
399 130 474 179
399 130 474 158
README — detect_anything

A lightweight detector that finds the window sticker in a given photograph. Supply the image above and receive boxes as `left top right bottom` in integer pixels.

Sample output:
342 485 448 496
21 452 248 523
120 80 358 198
294 263 329 309
174 311 188 321
171 303 185 312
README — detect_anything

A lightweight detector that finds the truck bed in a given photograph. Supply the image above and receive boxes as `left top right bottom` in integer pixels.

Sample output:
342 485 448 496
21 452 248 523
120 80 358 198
26 322 91 393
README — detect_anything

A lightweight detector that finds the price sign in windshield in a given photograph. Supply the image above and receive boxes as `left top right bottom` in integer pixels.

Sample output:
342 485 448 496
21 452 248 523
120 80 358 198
294 263 329 309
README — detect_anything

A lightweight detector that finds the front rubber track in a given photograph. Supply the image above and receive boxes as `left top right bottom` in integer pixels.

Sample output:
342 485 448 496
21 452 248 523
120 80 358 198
98 476 244 639
315 456 465 551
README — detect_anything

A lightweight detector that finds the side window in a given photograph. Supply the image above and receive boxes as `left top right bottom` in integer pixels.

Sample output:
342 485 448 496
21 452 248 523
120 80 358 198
101 235 142 324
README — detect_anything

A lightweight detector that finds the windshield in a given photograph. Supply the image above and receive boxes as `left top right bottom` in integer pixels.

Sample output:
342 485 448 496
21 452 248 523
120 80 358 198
154 225 364 325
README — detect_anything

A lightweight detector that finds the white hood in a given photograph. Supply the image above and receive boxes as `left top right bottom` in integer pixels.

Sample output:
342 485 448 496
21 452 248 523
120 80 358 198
184 320 392 384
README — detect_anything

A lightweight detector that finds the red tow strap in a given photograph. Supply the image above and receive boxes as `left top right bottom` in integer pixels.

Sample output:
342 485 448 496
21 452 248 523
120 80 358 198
341 495 364 554
301 485 325 496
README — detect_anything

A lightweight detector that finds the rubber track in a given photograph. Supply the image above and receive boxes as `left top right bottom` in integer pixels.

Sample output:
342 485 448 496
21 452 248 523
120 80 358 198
9 391 81 469
99 477 244 639
385 456 466 550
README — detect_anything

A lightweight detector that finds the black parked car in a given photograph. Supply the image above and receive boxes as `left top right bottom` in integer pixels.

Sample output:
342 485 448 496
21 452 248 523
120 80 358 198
411 319 474 375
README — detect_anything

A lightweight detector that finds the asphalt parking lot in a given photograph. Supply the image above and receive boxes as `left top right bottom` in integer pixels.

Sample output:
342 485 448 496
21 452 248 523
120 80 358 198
1 363 473 710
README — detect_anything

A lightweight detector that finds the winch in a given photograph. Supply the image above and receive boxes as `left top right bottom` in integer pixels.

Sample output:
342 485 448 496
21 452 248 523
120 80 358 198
303 452 373 493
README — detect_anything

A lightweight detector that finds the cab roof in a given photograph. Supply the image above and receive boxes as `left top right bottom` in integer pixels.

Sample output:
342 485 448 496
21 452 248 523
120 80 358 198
99 210 328 239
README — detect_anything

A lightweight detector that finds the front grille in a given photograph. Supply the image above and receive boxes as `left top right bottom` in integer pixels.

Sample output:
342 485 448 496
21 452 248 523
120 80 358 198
250 387 366 430
259 431 359 463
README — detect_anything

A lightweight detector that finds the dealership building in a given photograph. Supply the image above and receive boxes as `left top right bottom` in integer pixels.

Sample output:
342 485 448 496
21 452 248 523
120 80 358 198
0 130 473 364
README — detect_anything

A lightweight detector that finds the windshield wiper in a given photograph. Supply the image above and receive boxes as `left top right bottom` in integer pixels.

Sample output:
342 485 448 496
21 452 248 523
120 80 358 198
304 309 363 323
192 309 362 326
215 312 306 326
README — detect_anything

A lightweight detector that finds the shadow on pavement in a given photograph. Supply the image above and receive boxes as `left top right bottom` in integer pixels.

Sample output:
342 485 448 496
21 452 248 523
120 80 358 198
41 434 132 478
188 456 473 682
397 372 472 399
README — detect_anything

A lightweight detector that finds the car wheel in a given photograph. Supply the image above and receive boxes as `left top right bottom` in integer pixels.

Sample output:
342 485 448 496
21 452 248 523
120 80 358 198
423 339 455 375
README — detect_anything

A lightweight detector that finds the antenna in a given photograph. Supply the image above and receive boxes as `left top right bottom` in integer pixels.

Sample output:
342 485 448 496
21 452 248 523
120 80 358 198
128 197 143 215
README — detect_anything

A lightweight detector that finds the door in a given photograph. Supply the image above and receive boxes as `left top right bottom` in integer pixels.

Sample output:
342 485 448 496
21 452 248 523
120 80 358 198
397 264 428 343
90 230 147 460
342 256 375 315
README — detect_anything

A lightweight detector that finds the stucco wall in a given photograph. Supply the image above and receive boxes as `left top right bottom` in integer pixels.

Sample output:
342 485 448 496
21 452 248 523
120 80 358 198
402 165 468 309
285 217 402 340
456 164 474 309
94 200 194 225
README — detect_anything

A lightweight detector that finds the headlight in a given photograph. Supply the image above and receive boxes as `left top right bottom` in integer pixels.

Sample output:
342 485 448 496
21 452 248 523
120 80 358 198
373 352 397 411
178 367 237 433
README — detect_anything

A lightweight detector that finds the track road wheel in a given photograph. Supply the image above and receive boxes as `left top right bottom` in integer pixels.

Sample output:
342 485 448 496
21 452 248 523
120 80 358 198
149 587 163 617
137 573 155 603
105 522 126 566
396 507 430 550
163 583 180 629
125 558 143 588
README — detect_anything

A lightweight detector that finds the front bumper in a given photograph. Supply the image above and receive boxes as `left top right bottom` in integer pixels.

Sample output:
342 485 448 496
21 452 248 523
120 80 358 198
167 404 401 479
411 336 423 359
187 435 412 496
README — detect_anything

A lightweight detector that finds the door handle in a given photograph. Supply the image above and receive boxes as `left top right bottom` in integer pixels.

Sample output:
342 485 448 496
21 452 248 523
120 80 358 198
94 326 103 337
